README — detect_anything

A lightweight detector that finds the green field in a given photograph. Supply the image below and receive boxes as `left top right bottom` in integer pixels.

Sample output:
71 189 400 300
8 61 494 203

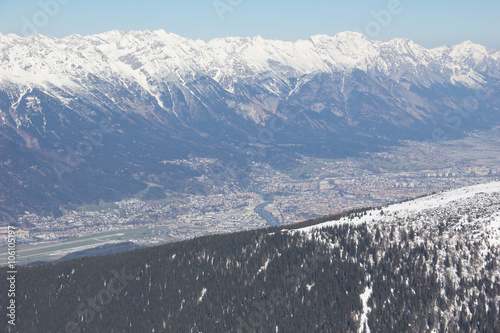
81 203 120 212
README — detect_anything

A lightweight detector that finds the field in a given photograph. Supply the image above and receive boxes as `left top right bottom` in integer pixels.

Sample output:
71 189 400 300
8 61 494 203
0 226 166 266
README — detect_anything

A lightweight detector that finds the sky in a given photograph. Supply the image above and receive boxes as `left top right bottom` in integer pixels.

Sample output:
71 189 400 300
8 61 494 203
0 0 499 49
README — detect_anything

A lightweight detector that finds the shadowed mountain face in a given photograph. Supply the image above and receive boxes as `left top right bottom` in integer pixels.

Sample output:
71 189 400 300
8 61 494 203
0 31 499 220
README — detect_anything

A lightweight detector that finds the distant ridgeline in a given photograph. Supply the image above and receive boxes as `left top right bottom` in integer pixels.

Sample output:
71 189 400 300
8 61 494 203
1 182 499 332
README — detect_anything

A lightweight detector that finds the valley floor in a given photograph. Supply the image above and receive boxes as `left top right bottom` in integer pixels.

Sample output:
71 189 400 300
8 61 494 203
1 128 499 266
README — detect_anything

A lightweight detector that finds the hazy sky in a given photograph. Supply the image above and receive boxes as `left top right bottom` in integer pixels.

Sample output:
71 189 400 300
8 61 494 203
0 0 498 49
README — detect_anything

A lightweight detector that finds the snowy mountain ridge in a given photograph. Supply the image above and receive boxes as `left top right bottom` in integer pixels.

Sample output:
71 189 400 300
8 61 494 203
290 180 500 332
297 180 500 247
1 30 499 96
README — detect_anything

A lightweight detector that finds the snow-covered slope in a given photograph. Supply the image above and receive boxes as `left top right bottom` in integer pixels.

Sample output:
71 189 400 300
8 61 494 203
297 180 500 246
290 180 500 332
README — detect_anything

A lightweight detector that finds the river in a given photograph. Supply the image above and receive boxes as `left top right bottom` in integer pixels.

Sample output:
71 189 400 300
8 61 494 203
254 195 279 227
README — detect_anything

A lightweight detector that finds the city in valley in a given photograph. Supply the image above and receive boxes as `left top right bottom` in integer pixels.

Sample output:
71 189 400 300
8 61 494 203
1 128 499 265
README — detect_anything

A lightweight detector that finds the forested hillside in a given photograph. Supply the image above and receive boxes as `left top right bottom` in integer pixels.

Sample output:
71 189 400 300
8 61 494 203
1 181 499 332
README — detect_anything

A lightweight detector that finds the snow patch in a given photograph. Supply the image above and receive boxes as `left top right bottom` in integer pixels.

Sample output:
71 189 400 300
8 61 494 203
358 284 373 333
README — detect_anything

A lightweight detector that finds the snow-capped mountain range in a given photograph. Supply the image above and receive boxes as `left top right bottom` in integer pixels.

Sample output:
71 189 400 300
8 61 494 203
1 30 499 94
0 31 499 220
1 30 499 131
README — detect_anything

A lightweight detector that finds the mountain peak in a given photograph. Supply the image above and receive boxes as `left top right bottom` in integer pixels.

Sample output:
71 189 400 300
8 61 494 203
333 31 367 40
309 31 368 44
449 40 489 64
